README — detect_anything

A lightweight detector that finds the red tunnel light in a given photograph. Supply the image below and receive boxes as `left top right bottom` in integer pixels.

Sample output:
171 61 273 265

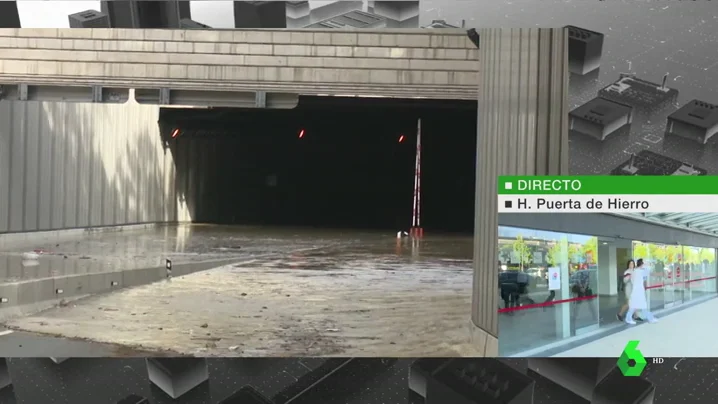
171 128 180 138
298 129 305 139
398 135 405 143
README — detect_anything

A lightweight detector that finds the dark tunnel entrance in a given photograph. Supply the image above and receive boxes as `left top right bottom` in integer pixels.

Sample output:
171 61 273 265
160 97 478 233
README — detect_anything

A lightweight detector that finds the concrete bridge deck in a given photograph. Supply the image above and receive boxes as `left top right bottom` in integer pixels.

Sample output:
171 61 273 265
0 28 479 102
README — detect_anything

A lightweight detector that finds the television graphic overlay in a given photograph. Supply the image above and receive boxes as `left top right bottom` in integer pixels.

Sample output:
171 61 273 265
618 340 648 377
497 176 718 357
0 357 715 403
421 0 718 174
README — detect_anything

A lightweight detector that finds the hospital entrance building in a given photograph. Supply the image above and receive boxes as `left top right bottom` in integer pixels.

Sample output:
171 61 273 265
497 212 718 356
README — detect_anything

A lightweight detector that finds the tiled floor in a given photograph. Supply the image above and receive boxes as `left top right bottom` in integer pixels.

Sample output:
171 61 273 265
556 296 718 357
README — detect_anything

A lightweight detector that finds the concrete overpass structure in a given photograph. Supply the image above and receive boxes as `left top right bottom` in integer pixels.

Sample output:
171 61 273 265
0 28 478 102
0 28 570 356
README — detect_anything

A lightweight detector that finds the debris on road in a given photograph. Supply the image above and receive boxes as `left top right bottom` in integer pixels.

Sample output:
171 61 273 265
22 252 40 260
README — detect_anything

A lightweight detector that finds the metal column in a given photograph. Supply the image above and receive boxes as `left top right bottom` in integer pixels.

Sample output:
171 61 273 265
470 28 570 355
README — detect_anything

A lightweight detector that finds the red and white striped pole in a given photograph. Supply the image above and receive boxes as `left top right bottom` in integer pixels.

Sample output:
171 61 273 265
410 118 424 239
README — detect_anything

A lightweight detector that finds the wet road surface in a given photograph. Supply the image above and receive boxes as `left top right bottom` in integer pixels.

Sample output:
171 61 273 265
2 225 479 357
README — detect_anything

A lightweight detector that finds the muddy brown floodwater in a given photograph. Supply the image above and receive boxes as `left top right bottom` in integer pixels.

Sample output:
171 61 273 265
2 225 481 356
6 251 479 357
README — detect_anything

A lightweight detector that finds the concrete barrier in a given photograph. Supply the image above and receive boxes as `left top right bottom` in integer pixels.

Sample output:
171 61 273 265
0 258 240 311
16 278 55 305
0 223 167 250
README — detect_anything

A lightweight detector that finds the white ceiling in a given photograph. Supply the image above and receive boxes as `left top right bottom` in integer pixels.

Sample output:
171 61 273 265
618 213 718 237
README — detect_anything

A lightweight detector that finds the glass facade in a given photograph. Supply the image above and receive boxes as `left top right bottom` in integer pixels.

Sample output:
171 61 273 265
498 226 718 356
634 241 718 312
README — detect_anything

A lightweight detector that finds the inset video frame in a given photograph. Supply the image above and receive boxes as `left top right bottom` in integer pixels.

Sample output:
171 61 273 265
497 211 718 357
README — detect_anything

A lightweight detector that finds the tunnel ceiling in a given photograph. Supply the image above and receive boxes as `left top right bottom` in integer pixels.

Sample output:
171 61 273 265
160 97 477 137
620 213 718 237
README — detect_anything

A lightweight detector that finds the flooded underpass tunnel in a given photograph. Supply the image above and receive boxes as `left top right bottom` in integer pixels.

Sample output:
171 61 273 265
160 97 478 233
0 96 484 357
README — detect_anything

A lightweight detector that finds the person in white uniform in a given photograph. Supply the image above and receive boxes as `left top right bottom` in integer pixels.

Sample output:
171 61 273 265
617 259 643 322
625 259 658 324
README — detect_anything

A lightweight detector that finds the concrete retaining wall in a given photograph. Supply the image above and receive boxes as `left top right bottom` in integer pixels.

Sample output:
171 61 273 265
0 100 180 234
0 223 162 249
0 258 239 311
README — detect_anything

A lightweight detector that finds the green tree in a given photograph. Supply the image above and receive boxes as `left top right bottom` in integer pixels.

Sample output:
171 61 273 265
684 248 698 265
547 243 562 266
568 244 581 264
700 248 716 263
649 244 666 263
633 242 648 260
581 237 598 264
665 245 681 263
512 235 533 270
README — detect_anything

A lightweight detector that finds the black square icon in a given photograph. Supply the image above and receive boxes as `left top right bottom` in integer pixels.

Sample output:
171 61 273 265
505 201 513 208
